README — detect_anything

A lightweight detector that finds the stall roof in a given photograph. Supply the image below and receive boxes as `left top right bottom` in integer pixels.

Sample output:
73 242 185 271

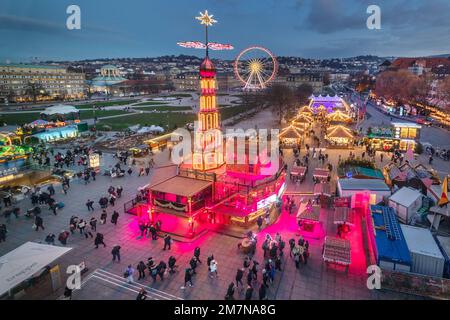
0 242 72 296
389 187 423 208
370 205 412 265
401 225 444 259
339 179 390 191
150 176 212 197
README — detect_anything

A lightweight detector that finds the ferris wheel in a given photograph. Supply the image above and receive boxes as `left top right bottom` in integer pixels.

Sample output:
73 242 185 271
234 46 278 91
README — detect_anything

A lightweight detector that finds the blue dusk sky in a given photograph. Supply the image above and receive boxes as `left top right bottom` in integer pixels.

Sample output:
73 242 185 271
0 0 449 62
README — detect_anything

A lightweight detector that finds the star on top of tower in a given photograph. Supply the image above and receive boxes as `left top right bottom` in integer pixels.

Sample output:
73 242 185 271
196 10 217 27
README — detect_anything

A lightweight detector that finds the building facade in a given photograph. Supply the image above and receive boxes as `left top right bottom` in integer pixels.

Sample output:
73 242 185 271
0 64 86 103
276 73 324 93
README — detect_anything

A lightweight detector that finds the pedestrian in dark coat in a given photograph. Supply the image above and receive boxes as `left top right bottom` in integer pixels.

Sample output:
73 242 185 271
194 246 202 263
163 234 172 250
35 216 44 231
259 283 267 300
111 245 121 262
225 283 235 300
137 261 146 280
111 211 119 225
245 285 253 300
235 268 244 288
94 233 106 248
181 268 193 289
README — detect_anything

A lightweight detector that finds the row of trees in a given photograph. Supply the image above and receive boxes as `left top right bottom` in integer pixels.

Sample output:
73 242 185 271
375 69 430 104
239 83 313 124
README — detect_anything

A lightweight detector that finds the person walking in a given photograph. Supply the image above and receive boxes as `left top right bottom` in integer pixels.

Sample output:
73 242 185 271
89 217 97 232
0 224 7 242
235 268 244 289
86 199 94 211
168 256 177 274
47 184 55 196
194 246 202 263
225 283 235 300
109 195 116 207
34 215 44 231
181 268 194 289
136 288 147 300
111 210 119 225
189 256 198 274
251 261 259 280
257 215 263 231
124 265 134 284
137 261 147 280
62 183 69 195
94 233 106 248
209 259 218 278
111 245 121 262
100 210 107 224
58 230 69 245
163 234 172 250
245 285 253 300
145 167 150 176
157 261 167 281
259 283 267 300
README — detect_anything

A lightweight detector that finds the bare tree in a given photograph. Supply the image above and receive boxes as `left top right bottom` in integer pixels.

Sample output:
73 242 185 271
375 70 426 105
265 84 296 124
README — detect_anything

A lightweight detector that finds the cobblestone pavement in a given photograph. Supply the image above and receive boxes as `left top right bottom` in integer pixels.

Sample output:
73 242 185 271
0 110 426 301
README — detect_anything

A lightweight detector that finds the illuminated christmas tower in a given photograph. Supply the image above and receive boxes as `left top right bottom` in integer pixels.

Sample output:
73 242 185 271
177 10 233 170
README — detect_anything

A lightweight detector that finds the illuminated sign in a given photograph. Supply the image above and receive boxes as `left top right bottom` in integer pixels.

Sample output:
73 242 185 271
88 154 100 169
257 194 277 210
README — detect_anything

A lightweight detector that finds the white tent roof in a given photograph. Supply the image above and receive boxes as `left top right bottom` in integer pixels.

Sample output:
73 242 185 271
389 187 422 208
0 242 72 296
400 225 443 259
41 105 79 115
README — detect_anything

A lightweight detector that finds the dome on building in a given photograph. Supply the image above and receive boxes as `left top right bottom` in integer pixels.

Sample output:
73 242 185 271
89 64 127 90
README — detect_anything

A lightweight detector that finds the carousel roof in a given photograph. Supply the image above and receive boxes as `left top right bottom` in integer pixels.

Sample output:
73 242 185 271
326 125 354 139
326 110 352 123
279 124 304 139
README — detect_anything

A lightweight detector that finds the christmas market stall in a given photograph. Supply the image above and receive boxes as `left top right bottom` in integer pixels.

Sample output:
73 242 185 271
322 236 351 273
325 125 354 147
313 168 330 183
290 165 307 183
279 124 304 148
296 199 322 238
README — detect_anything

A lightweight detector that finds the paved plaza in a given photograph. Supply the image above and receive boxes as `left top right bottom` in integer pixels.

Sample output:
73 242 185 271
0 106 432 300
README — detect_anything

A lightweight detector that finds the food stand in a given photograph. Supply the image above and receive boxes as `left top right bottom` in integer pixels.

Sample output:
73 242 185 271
313 182 332 208
322 236 351 273
290 166 307 183
296 200 322 238
313 168 330 183
333 206 355 233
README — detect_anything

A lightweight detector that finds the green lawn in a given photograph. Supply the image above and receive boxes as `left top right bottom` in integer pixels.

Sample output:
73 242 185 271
0 109 129 125
75 99 138 109
132 106 192 112
1 113 44 125
79 110 129 119
164 93 193 98
219 104 249 120
133 101 170 106
97 113 196 130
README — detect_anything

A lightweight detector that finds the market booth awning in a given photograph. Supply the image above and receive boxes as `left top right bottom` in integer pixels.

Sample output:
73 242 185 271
326 110 352 123
326 125 354 139
0 242 72 296
298 105 313 115
322 236 351 266
313 182 331 196
334 207 355 226
279 124 304 139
